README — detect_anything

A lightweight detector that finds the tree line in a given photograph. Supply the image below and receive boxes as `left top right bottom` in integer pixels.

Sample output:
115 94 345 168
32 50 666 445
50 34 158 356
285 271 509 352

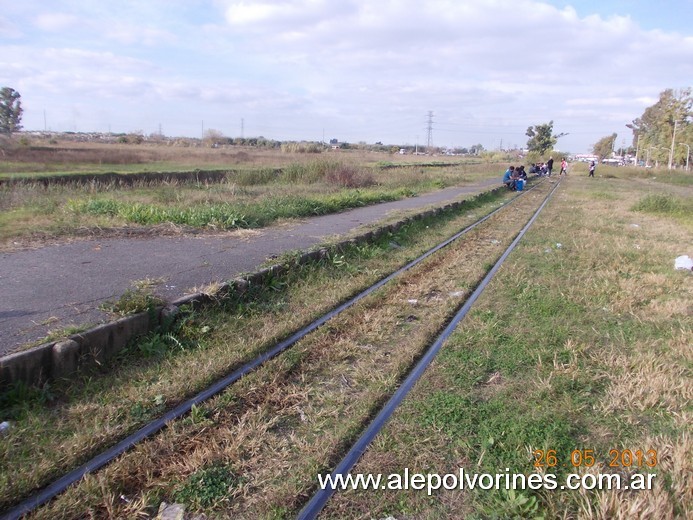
593 88 692 165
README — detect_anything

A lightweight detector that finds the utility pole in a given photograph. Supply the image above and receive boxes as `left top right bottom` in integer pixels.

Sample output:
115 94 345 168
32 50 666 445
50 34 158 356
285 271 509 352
426 111 434 151
668 120 678 170
635 134 641 166
241 118 244 138
677 142 690 171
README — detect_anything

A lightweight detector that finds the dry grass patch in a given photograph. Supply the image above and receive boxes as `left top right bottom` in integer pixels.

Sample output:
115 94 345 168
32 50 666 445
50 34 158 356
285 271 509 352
589 434 692 520
597 340 691 417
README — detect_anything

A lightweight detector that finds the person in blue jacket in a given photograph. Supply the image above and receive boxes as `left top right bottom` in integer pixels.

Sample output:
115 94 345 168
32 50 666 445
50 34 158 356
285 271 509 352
503 166 516 190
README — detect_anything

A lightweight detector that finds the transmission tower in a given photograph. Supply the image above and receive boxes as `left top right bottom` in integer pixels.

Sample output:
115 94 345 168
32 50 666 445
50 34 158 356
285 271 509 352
426 111 434 150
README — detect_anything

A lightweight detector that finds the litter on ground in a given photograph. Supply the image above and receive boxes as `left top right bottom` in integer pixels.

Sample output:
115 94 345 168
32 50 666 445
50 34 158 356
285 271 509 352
674 255 693 271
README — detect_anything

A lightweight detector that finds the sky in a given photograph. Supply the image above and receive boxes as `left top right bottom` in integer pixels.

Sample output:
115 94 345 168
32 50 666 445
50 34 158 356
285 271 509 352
1 0 692 153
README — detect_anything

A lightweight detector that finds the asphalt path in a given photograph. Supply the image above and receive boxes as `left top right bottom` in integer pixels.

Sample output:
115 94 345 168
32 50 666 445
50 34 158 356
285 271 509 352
1 179 499 356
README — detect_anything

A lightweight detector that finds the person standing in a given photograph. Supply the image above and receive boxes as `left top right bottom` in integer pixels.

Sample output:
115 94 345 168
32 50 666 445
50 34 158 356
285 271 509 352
560 158 567 175
589 160 596 177
547 156 554 176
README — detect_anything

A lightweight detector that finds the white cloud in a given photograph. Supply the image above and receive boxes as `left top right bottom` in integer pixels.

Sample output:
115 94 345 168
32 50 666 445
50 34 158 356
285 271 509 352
34 12 82 32
3 0 691 150
104 25 178 46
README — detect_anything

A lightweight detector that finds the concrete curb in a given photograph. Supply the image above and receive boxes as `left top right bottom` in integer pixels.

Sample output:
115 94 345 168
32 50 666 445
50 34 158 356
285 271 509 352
0 186 505 389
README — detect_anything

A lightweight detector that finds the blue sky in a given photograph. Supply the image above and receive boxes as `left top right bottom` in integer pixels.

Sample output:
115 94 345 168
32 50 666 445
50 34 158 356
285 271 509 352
1 0 691 153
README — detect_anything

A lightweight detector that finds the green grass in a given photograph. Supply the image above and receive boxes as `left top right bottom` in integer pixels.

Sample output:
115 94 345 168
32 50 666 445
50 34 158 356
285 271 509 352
1 155 502 244
67 189 414 229
172 463 239 510
631 193 692 218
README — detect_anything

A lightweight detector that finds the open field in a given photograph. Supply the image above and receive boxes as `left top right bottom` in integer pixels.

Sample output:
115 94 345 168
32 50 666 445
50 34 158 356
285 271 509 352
1 167 690 518
0 142 504 248
0 140 485 178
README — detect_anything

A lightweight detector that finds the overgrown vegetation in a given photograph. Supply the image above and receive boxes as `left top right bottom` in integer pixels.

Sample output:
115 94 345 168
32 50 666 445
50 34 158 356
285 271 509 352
172 463 239 510
1 154 500 245
99 279 166 316
632 193 691 218
68 189 402 230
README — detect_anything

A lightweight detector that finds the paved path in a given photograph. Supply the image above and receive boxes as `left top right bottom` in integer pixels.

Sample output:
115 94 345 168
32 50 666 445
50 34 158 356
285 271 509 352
1 179 499 356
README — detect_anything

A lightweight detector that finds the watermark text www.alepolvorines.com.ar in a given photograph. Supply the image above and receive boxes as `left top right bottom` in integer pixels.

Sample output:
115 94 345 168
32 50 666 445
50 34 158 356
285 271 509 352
317 468 657 496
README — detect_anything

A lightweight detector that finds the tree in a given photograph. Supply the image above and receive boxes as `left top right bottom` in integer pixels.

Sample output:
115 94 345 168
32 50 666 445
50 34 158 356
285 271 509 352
526 120 567 156
627 88 692 166
592 133 617 159
203 128 225 147
0 87 23 136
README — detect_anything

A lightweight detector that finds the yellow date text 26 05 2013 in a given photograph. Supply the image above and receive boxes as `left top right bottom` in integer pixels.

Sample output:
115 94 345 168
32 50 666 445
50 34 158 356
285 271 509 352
533 449 657 469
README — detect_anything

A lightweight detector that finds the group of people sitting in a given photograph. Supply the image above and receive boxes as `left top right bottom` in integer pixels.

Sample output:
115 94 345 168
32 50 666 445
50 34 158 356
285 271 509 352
503 158 571 190
502 165 528 191
529 162 550 176
528 158 568 177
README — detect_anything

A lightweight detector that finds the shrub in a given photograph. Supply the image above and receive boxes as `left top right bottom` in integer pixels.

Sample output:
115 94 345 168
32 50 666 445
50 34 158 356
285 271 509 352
233 168 277 186
280 142 323 153
325 164 375 188
631 193 689 216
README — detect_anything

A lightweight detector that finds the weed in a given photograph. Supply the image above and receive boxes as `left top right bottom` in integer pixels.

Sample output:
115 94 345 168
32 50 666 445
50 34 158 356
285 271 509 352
172 463 238 510
189 404 209 425
17 323 92 350
233 167 278 186
132 332 183 357
0 381 55 419
132 277 166 291
631 193 690 218
100 282 165 316
325 164 375 188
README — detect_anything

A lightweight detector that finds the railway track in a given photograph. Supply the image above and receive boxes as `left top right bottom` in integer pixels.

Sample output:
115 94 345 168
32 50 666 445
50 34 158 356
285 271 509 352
2 178 559 519
298 179 561 519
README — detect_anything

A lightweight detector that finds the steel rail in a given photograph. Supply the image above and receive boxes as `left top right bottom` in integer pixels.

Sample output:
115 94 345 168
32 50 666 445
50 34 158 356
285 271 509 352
297 179 561 520
1 181 542 520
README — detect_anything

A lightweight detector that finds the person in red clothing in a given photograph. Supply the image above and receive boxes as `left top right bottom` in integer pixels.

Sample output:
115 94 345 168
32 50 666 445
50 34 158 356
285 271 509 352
559 158 567 175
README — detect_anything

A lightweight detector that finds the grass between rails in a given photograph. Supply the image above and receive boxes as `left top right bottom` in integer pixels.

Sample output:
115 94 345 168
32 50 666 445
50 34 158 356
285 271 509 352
16 183 553 519
0 186 522 514
323 174 692 519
